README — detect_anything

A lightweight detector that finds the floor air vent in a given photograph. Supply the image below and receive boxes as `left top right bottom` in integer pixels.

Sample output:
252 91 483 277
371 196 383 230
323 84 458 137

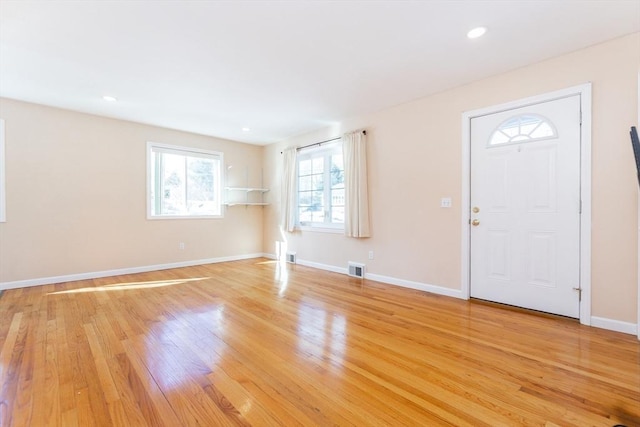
348 262 365 278
286 252 297 264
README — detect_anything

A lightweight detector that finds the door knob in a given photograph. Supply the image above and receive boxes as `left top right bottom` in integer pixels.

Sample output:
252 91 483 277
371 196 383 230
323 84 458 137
471 219 480 226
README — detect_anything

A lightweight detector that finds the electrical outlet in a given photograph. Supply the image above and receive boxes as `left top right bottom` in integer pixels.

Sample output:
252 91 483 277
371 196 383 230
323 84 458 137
368 250 374 260
179 242 185 250
440 197 452 208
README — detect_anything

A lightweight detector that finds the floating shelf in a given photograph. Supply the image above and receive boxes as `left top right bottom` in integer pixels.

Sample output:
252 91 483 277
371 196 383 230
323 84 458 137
225 187 270 193
224 168 269 207
224 202 269 207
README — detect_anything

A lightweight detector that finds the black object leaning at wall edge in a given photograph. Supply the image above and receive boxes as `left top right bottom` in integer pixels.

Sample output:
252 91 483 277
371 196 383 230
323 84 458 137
630 126 640 188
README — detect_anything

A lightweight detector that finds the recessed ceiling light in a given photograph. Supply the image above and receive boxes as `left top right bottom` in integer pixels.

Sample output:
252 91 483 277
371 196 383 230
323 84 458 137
102 95 117 102
242 127 250 132
467 27 487 39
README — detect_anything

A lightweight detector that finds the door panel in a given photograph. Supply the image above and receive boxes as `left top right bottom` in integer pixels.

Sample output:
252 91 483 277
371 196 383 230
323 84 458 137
487 230 510 280
527 231 556 287
486 156 509 211
470 95 581 318
525 145 556 213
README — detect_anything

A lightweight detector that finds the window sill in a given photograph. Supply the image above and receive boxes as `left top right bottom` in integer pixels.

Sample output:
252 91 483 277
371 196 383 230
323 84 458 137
147 214 224 220
299 225 344 234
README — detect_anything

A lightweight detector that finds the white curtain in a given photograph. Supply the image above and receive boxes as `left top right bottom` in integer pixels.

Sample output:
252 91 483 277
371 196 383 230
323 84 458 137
343 130 370 237
281 146 298 232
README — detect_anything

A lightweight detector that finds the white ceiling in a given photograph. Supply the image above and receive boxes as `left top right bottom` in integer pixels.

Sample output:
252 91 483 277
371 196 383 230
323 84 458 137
1 1 639 145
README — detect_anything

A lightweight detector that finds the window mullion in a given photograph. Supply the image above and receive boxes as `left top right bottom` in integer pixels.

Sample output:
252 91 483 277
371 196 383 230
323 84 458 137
183 156 188 214
155 152 163 215
324 153 331 224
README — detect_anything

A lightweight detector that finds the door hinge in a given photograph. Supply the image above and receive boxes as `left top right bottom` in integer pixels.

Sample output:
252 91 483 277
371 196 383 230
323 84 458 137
573 286 582 301
579 109 582 125
579 199 582 214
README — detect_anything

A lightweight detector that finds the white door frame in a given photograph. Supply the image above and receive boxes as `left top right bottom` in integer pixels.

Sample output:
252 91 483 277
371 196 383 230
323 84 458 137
637 71 639 340
461 83 592 325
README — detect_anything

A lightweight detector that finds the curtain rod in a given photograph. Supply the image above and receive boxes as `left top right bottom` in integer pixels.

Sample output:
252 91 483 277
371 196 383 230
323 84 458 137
280 130 366 154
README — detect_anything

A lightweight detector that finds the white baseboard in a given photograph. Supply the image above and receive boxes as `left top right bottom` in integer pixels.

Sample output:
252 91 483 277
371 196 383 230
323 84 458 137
365 272 465 299
296 258 348 275
7 253 635 337
0 253 267 291
590 316 637 335
295 258 463 299
293 259 636 335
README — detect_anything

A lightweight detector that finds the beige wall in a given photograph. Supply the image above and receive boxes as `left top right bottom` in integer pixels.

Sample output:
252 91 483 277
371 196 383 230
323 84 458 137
0 98 265 283
1 33 638 325
263 33 640 323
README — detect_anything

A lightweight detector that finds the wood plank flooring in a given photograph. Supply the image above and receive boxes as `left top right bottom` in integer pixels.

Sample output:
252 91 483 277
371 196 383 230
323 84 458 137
1 258 639 426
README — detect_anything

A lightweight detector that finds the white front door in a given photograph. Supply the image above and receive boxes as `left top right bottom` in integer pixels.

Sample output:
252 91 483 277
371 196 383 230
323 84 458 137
470 95 581 318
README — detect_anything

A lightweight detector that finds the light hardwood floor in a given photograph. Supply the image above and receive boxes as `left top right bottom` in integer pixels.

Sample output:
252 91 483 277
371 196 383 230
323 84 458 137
1 258 638 426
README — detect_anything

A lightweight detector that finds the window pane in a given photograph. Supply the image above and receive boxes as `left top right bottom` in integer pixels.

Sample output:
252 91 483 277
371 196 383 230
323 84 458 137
489 131 508 145
312 174 324 191
502 126 518 138
296 145 345 229
149 143 222 218
311 190 324 210
311 210 325 223
331 185 344 224
0 119 5 222
312 157 324 173
298 190 312 206
298 187 323 223
299 159 312 176
186 157 215 215
331 154 344 186
489 114 557 147
530 122 555 139
299 207 312 223
331 187 345 207
161 153 186 215
299 175 312 191
520 122 539 135
332 206 345 224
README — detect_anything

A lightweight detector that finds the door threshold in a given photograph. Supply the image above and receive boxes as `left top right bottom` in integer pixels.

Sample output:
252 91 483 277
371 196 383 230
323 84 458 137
470 298 579 322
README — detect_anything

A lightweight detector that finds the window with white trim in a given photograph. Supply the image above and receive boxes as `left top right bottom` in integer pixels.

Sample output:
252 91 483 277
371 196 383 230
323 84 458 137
0 119 5 222
297 143 344 229
147 142 223 219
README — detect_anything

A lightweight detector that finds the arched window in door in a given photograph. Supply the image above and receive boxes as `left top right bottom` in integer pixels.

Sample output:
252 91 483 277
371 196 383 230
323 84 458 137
489 114 557 147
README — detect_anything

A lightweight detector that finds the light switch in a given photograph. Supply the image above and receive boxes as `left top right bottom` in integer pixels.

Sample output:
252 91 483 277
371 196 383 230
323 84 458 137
440 197 452 208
